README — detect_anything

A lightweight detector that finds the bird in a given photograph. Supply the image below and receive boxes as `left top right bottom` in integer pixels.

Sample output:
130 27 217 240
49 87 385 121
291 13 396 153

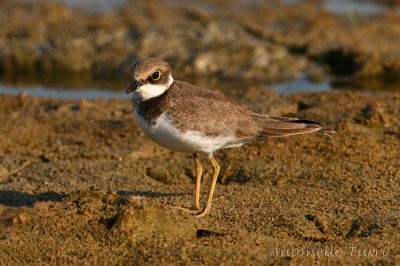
126 58 334 217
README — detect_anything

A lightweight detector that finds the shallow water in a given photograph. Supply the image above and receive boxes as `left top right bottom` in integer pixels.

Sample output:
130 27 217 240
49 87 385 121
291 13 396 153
59 0 400 15
4 73 399 99
324 0 399 15
272 76 331 94
0 76 333 99
56 0 128 12
0 83 125 100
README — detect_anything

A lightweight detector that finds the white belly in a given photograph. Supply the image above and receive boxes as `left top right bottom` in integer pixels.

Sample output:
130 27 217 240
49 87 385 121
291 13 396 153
134 111 244 155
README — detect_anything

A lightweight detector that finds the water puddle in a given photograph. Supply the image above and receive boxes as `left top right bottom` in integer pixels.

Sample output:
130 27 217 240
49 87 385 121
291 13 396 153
324 0 399 15
56 0 128 13
0 76 331 100
0 83 125 100
58 0 400 15
271 76 331 94
284 0 399 15
1 73 398 99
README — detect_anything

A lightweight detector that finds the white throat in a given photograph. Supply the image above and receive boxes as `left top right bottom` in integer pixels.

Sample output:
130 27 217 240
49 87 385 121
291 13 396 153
133 75 174 101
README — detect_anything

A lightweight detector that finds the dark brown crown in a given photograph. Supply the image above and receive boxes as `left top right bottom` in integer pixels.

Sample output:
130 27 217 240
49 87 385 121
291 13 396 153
131 58 172 84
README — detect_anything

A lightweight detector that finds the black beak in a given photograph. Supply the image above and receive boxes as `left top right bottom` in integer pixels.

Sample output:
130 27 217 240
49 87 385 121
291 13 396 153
125 80 142 94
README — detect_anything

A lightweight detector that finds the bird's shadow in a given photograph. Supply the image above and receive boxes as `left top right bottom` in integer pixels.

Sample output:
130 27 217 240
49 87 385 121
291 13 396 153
0 190 67 207
0 190 188 208
116 190 188 198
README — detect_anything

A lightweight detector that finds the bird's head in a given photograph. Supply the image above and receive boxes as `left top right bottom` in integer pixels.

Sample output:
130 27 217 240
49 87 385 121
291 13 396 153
126 58 173 101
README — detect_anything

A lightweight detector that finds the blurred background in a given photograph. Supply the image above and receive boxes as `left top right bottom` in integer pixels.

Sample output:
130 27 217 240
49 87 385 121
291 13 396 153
0 0 399 99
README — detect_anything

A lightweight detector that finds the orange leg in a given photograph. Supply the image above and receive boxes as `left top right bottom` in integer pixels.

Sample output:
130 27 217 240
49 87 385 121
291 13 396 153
193 153 203 210
175 153 203 214
194 155 220 218
176 155 220 217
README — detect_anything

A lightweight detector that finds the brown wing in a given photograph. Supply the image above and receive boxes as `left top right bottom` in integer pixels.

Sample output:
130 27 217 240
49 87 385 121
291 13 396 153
166 80 321 138
251 114 321 137
166 81 260 138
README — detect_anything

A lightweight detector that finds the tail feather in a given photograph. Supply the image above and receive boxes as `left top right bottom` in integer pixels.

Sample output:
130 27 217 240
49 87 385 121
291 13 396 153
252 114 323 137
267 115 320 125
321 130 336 139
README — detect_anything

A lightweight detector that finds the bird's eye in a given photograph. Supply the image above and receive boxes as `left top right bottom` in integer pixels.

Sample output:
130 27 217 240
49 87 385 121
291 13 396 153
151 71 161 81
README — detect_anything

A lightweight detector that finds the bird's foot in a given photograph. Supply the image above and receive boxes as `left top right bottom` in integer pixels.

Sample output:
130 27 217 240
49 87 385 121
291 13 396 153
193 204 211 218
173 206 201 215
173 204 211 218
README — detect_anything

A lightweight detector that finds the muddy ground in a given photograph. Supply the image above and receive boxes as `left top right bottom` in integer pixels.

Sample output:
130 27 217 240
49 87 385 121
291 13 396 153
0 89 399 264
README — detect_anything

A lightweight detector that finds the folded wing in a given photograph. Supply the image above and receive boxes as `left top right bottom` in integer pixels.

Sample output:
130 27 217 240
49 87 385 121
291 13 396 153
251 114 322 137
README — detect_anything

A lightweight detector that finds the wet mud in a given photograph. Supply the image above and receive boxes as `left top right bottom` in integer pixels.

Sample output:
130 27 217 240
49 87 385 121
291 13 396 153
0 89 399 264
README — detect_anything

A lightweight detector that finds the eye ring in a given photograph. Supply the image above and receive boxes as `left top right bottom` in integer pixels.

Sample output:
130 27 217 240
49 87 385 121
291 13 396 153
151 71 161 81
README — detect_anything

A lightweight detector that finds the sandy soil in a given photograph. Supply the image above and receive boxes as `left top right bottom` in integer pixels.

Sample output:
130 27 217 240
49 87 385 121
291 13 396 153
0 89 399 264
